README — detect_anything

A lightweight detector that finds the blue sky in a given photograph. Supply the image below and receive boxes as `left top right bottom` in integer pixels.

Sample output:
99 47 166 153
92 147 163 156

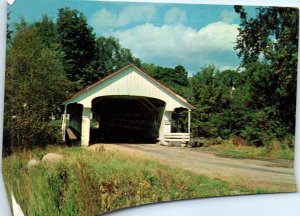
8 0 258 74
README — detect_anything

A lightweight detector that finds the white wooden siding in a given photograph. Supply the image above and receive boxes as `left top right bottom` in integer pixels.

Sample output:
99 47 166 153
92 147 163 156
64 66 192 111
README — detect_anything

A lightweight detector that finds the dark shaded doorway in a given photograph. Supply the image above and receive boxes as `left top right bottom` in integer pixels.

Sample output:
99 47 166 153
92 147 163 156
91 96 165 143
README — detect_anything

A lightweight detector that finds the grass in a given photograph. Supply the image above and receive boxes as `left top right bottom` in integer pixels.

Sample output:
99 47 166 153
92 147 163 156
2 145 275 216
195 139 294 161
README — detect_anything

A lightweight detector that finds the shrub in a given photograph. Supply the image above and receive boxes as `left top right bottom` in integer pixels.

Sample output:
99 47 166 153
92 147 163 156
212 137 223 145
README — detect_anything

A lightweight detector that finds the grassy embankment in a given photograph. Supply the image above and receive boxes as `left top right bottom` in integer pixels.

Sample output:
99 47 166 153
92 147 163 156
3 145 272 216
193 138 294 161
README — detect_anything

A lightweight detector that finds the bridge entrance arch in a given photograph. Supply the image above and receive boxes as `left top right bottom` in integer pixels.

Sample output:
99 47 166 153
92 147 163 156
62 64 194 146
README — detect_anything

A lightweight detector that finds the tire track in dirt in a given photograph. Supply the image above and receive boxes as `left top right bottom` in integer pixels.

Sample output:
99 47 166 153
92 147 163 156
96 144 297 192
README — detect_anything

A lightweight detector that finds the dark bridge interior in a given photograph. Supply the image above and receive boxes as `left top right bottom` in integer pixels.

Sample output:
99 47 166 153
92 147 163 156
90 96 166 144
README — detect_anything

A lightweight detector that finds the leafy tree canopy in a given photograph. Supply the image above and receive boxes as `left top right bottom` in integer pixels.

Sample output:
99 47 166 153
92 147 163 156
83 36 141 85
234 6 298 133
34 15 58 48
4 24 71 150
57 7 96 86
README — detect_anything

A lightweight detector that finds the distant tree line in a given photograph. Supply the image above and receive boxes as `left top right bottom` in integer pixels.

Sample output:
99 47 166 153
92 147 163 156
3 6 298 152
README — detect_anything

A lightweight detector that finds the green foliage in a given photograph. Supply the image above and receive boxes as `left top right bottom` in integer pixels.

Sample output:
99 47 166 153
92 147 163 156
234 6 298 134
56 8 141 87
34 15 59 48
3 8 142 151
191 66 240 137
6 11 12 44
3 147 241 215
189 62 296 146
49 162 80 215
173 65 189 86
188 7 297 149
57 7 96 87
234 6 298 66
141 63 191 102
4 24 71 151
142 63 189 88
198 137 294 160
96 36 141 72
171 108 188 133
83 36 141 85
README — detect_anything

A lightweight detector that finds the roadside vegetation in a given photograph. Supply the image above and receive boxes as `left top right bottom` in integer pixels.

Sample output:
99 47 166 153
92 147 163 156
190 137 294 161
2 145 272 216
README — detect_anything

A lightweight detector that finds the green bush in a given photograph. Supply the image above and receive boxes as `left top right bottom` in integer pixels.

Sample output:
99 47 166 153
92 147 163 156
212 137 223 145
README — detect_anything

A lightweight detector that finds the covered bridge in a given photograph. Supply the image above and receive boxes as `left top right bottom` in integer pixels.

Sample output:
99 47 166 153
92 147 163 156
61 64 194 146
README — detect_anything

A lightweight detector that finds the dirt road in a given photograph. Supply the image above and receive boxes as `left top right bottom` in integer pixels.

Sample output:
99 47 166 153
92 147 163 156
97 144 297 191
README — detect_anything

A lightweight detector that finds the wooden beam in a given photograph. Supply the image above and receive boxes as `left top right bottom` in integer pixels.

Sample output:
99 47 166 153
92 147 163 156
188 109 191 134
138 99 155 113
144 98 159 112
66 127 78 140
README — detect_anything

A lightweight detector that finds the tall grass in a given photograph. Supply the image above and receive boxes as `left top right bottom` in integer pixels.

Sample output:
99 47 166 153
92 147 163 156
3 146 241 216
199 138 294 161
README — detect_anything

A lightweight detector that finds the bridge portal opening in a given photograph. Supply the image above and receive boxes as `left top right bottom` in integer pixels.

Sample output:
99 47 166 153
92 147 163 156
90 96 166 143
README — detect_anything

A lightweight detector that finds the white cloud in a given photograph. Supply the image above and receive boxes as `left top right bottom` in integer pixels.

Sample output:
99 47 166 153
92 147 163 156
218 65 239 71
220 9 238 23
164 7 187 25
119 5 156 26
91 8 117 30
91 5 156 31
112 22 240 73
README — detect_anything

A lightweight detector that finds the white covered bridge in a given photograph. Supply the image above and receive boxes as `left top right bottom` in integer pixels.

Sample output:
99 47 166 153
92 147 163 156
61 64 194 146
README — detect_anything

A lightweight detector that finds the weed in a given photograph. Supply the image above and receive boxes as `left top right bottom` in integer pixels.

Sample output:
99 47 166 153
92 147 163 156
197 138 294 161
2 146 275 215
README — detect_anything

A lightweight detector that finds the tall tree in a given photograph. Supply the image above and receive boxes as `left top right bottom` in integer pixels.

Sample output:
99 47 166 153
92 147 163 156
34 15 58 48
57 7 96 87
190 66 220 137
210 69 252 140
83 36 141 85
141 63 191 99
4 24 71 151
234 6 299 133
142 64 189 86
173 65 189 86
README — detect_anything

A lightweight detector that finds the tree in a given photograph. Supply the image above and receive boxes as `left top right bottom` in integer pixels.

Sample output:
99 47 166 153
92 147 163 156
4 24 71 151
189 66 252 140
210 79 252 140
57 7 96 87
142 64 188 86
34 15 58 48
190 66 220 137
234 6 299 134
173 65 189 86
213 69 243 110
83 36 141 85
6 11 12 44
141 63 191 101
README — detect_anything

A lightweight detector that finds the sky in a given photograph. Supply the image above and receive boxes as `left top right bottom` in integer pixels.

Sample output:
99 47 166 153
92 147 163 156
8 0 258 74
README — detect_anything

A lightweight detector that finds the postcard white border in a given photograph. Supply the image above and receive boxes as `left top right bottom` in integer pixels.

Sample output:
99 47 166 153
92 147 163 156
0 0 299 215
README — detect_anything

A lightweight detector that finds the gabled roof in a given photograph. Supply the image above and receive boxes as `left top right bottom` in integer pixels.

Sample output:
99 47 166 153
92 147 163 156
63 64 195 109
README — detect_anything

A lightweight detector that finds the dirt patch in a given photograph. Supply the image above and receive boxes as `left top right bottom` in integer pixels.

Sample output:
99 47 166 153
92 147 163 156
89 144 297 192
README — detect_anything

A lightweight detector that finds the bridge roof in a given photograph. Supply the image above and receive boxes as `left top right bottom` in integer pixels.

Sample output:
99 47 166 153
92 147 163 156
63 64 195 110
